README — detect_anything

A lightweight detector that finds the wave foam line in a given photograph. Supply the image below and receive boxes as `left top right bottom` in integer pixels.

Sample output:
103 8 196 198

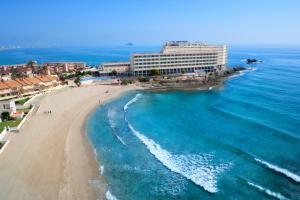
107 109 127 146
123 93 142 112
255 158 300 183
127 121 230 193
106 190 118 200
247 181 289 200
115 135 126 146
100 165 104 175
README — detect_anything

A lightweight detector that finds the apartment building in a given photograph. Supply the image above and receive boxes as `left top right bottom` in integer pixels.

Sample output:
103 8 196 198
43 62 86 75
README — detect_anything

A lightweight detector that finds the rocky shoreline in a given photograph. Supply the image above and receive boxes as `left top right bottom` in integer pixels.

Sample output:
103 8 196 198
138 67 247 91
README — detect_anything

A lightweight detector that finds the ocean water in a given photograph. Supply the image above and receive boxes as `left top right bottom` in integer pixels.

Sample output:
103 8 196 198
1 46 299 199
0 46 158 66
87 47 300 200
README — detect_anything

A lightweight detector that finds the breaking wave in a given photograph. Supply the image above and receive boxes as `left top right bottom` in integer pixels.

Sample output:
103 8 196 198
107 109 126 146
100 165 104 175
107 109 117 129
106 190 118 200
228 67 257 79
126 121 230 193
247 181 289 200
255 158 300 183
124 93 142 112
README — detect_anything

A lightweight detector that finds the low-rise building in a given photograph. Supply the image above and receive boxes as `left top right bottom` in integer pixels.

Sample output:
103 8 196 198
0 64 33 80
3 80 22 95
0 100 16 114
36 75 59 88
43 62 86 75
0 75 59 97
15 78 35 93
0 82 11 97
100 62 130 75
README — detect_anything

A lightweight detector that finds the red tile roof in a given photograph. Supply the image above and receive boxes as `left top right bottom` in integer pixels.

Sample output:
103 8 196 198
4 80 22 88
0 81 10 90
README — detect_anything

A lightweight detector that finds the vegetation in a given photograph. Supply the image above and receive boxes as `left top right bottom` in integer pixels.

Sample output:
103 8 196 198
59 73 75 81
26 60 36 69
15 97 30 105
74 76 81 87
111 70 118 76
138 77 149 82
59 71 92 81
1 112 12 121
75 70 92 77
0 119 22 132
121 79 132 85
149 69 161 76
17 108 31 114
11 68 24 79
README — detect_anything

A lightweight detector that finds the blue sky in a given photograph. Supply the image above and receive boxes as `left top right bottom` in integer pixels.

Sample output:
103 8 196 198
0 0 299 46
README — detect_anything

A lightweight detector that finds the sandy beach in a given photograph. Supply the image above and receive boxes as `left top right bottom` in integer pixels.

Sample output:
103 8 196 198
0 84 140 200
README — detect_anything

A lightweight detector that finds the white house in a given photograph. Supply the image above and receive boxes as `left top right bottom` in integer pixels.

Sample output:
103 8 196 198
0 100 17 114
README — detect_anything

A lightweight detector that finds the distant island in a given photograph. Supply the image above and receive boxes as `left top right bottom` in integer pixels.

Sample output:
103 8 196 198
125 42 134 46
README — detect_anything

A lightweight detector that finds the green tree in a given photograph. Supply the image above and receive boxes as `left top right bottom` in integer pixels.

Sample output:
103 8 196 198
27 60 35 68
111 70 118 76
74 77 81 87
1 112 11 121
11 68 23 79
27 60 39 74
149 69 160 76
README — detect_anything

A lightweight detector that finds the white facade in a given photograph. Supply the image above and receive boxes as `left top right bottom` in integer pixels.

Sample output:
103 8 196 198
130 41 227 76
101 62 130 74
0 100 16 114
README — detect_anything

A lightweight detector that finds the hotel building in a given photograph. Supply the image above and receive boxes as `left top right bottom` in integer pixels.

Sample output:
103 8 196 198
130 41 227 76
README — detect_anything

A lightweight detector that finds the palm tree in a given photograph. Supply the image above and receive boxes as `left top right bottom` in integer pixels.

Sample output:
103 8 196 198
27 60 37 74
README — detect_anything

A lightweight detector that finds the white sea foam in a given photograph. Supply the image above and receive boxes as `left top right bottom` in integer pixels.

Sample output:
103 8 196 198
116 135 126 146
127 122 230 193
228 67 257 80
107 109 117 129
255 158 300 183
247 181 289 200
123 93 142 112
247 67 257 71
100 165 104 175
228 71 245 79
107 109 126 146
153 174 187 196
106 190 118 200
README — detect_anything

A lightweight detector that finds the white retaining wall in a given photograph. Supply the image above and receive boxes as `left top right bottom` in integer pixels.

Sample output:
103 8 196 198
0 129 8 141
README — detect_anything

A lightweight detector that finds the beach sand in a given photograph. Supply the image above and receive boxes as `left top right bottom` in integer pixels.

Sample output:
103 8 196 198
0 84 140 200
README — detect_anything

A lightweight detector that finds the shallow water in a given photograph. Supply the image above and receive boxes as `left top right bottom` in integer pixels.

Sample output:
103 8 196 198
87 46 300 200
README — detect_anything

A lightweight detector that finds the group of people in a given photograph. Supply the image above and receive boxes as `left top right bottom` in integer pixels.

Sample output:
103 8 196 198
44 110 53 114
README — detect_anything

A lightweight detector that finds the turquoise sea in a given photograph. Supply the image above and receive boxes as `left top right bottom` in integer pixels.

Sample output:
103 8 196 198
87 47 300 200
1 46 300 199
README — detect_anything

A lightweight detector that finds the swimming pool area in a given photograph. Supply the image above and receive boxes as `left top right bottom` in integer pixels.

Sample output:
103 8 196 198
81 76 112 82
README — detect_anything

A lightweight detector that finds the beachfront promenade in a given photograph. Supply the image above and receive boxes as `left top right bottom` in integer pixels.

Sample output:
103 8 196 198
0 84 139 200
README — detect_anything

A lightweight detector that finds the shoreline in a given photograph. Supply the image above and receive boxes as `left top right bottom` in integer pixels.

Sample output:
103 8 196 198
0 70 246 200
141 68 247 92
0 84 141 200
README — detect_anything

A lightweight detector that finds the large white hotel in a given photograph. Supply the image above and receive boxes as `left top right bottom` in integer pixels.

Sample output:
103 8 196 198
101 41 227 76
